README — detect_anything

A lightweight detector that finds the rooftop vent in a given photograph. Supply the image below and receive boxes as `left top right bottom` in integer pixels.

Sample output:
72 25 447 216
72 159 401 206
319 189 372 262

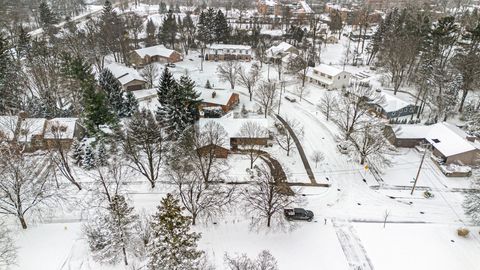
212 91 217 98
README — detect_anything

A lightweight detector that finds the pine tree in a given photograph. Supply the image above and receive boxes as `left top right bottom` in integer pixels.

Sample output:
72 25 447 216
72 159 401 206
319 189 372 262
146 19 157 47
100 68 125 117
85 195 139 266
39 1 58 29
83 145 96 170
159 2 167 14
147 193 203 270
71 138 84 165
174 3 181 13
205 80 212 89
122 91 139 117
178 75 201 121
158 11 178 49
16 26 31 59
96 141 108 167
0 34 22 114
214 10 230 43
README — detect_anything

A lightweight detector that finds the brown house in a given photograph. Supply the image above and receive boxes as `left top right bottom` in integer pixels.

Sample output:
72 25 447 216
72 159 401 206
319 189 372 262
198 118 270 151
385 123 480 166
198 88 240 115
129 45 183 67
197 144 230 159
104 63 147 91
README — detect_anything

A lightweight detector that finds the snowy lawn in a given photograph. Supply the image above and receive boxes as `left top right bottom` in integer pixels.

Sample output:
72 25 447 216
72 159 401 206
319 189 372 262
355 222 480 270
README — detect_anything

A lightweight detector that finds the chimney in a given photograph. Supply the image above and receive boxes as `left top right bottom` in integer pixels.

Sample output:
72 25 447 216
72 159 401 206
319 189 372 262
18 111 28 120
466 135 476 143
212 91 217 98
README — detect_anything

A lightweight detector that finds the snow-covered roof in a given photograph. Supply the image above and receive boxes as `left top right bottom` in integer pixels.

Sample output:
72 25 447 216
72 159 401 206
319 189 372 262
313 64 346 77
134 45 178 58
132 88 157 101
17 118 47 142
379 92 413 113
260 29 285 37
260 0 277 7
198 118 270 141
44 118 79 140
299 1 314 13
426 123 479 157
0 116 19 141
393 122 480 157
104 63 146 86
198 88 236 106
208 44 252 50
266 42 296 57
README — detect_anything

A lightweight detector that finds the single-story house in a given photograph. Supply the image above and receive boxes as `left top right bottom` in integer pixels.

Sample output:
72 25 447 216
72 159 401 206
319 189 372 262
306 64 351 90
198 88 240 116
198 118 271 152
129 45 183 67
369 92 419 119
104 63 147 91
196 144 230 159
385 122 480 165
17 118 47 150
205 44 253 61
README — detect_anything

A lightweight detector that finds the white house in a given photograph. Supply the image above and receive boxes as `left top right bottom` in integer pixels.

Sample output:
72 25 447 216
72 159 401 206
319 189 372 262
370 92 419 119
306 64 351 90
205 44 253 61
266 42 299 60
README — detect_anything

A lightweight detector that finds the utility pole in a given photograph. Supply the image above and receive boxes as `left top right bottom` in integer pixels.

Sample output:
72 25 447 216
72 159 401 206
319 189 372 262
278 81 285 114
411 144 431 195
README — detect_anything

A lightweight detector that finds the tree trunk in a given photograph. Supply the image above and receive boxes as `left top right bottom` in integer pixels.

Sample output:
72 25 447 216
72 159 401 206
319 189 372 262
458 88 469 113
267 215 271 227
19 216 27 229
122 246 128 265
360 156 365 165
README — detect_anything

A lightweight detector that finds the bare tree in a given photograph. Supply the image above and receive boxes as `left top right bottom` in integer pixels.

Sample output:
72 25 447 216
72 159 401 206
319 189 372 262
255 81 278 118
311 151 325 168
167 162 235 226
242 163 296 228
224 250 278 270
0 222 16 268
293 85 310 102
122 109 166 189
287 54 309 87
88 156 132 205
275 118 303 156
332 86 383 140
0 147 62 229
383 209 390 228
349 120 394 166
319 91 336 121
238 121 269 169
141 63 159 88
217 61 241 89
47 122 82 190
237 63 261 101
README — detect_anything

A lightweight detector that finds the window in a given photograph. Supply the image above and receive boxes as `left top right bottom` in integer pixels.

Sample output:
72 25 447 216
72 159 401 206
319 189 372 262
344 75 347 78
338 76 340 80
432 139 440 143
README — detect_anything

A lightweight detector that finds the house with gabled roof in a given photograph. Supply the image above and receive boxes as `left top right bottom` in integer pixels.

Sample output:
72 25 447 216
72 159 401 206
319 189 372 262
306 64 351 90
129 45 183 67
198 88 240 117
104 63 147 91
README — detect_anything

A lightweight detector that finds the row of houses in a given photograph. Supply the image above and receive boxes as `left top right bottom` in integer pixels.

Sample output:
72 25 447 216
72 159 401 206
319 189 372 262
0 114 84 151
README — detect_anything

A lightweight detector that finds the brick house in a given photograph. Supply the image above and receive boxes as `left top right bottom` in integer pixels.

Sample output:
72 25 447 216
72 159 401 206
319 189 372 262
196 144 230 159
129 45 183 67
205 44 253 61
198 88 240 116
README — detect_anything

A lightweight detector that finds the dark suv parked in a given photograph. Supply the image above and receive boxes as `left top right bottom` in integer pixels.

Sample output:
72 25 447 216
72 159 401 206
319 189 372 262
284 208 314 221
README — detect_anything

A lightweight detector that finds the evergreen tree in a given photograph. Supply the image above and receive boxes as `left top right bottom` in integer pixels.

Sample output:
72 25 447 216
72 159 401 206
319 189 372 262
214 10 230 43
178 75 201 121
71 138 84 166
0 34 22 114
85 195 140 266
96 141 108 167
159 2 168 14
145 19 157 47
147 193 203 270
83 144 96 170
122 91 139 117
174 3 181 13
205 80 212 89
39 1 58 29
16 26 31 59
196 9 216 48
100 68 125 117
158 11 178 49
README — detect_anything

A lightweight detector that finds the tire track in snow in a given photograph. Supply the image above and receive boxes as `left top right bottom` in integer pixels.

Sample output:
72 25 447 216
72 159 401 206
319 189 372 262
333 221 375 270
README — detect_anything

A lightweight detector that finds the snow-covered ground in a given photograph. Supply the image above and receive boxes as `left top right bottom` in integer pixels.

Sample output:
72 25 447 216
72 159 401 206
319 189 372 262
9 9 480 270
